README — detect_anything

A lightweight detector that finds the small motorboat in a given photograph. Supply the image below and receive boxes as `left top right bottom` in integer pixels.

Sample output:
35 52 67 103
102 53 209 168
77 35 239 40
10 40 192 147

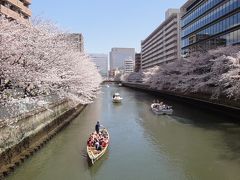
118 83 122 87
87 128 110 165
151 103 173 115
112 93 122 103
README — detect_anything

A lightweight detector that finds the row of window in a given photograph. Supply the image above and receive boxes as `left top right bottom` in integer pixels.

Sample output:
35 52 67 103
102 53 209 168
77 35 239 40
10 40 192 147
142 20 178 51
142 53 177 68
182 0 224 27
142 47 178 65
182 0 240 37
182 29 240 53
182 12 240 47
142 38 177 60
142 28 177 53
0 1 29 19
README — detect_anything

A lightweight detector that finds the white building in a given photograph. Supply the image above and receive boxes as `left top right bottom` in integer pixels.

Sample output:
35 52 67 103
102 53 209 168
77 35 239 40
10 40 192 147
110 48 135 71
141 9 181 69
124 58 134 74
89 54 108 77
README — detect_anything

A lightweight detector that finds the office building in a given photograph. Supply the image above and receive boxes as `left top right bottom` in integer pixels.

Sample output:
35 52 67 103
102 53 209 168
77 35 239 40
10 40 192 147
124 58 134 74
109 48 135 71
89 54 108 77
141 9 181 70
65 33 84 53
135 53 141 72
181 0 240 54
0 0 32 22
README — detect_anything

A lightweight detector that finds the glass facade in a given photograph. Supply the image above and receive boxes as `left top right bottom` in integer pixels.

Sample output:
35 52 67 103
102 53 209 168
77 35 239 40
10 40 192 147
182 0 224 27
182 0 240 37
181 0 240 52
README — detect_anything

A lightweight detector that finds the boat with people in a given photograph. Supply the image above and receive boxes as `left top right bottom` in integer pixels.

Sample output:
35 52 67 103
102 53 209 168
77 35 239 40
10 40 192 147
112 93 123 103
151 101 173 115
87 128 110 165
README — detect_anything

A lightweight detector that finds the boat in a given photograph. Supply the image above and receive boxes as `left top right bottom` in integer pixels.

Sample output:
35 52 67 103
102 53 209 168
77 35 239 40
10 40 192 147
151 103 173 115
118 83 122 87
87 128 110 165
112 93 123 103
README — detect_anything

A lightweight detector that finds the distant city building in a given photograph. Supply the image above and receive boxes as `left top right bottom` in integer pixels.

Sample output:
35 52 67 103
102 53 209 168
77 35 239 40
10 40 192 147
0 0 32 22
135 53 141 72
181 0 240 54
109 48 135 71
89 54 108 77
141 9 181 70
124 58 134 74
64 33 84 53
109 68 121 79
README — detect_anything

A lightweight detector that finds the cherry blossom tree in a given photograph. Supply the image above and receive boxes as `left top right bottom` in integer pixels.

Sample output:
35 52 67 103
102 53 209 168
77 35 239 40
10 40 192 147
125 45 240 101
0 17 102 106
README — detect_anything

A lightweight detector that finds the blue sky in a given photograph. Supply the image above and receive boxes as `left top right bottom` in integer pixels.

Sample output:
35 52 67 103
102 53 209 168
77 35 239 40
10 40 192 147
32 0 186 54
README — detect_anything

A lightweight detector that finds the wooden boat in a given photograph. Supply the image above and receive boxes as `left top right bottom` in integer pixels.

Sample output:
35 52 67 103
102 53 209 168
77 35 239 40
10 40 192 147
87 128 110 165
151 103 173 115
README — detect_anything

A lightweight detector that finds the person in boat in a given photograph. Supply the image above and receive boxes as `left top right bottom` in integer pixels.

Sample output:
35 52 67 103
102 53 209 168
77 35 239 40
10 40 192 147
113 94 115 98
87 135 94 147
95 121 104 134
101 139 108 148
95 141 102 151
153 104 158 108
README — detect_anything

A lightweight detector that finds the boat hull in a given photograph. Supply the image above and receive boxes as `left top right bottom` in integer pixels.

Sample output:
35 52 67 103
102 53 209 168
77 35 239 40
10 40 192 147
152 108 173 115
151 103 173 115
112 98 122 103
87 129 110 165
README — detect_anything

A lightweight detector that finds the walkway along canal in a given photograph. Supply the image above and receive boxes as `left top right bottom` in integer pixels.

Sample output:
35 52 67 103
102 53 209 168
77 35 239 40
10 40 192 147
7 84 240 180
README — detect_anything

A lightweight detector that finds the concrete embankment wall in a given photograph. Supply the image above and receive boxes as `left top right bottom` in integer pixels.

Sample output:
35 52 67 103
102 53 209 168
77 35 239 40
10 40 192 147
0 100 86 178
123 82 240 120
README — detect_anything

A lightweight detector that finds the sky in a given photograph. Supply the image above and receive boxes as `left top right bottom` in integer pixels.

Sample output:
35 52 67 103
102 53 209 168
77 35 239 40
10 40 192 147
32 0 186 54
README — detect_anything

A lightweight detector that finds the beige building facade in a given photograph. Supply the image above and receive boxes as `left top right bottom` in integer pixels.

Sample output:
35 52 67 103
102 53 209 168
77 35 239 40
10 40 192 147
141 9 181 69
64 33 84 53
0 0 32 22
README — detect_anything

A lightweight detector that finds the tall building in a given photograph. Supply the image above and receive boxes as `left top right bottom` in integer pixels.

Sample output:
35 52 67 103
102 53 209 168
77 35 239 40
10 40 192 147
141 9 181 70
0 0 32 22
124 58 134 74
109 48 135 71
181 0 240 54
135 53 141 72
64 33 84 53
89 54 108 77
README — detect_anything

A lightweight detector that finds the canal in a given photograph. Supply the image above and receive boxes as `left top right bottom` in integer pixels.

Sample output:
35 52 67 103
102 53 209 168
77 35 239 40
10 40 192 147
8 84 240 180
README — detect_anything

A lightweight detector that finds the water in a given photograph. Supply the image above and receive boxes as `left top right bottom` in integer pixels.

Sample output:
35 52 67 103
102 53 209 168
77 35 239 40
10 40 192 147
7 84 240 180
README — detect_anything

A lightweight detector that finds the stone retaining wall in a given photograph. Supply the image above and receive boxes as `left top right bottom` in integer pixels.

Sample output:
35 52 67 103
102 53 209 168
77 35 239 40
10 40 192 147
0 100 86 179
